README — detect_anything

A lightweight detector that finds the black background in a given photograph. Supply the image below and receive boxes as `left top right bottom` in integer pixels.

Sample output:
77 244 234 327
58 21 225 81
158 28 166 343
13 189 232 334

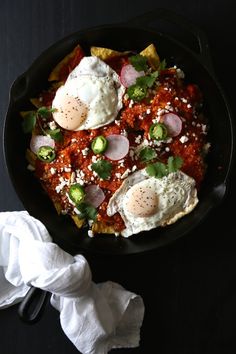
0 1 236 353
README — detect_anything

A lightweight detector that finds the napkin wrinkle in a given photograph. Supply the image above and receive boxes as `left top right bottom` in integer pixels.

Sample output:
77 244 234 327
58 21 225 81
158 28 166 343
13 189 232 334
0 211 144 354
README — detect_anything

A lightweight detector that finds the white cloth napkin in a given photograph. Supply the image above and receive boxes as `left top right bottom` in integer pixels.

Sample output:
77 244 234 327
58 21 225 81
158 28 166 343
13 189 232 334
0 211 144 354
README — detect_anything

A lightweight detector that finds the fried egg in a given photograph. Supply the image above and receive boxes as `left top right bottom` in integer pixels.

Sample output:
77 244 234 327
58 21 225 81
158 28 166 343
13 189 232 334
52 56 125 130
107 170 198 237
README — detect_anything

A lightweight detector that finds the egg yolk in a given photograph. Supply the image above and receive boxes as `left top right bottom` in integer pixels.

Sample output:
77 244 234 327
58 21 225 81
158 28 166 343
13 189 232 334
125 185 159 217
53 94 88 130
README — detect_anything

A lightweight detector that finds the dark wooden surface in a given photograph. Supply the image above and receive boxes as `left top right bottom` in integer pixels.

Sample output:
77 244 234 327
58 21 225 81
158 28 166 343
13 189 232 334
0 1 236 353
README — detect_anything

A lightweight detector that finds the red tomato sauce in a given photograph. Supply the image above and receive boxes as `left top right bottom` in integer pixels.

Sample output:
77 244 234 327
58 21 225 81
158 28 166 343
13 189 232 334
34 52 208 232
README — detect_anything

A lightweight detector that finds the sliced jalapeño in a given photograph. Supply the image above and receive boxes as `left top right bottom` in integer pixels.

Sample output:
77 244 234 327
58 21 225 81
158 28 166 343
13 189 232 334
69 184 85 204
37 146 56 163
149 123 168 140
91 136 108 154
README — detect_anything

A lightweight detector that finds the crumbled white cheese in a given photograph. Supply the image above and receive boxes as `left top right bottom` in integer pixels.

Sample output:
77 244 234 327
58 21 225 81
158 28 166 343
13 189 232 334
179 135 189 144
146 108 151 114
88 230 94 238
121 168 131 179
176 68 185 79
27 164 35 171
128 99 134 108
115 119 120 126
187 103 192 108
121 129 128 137
92 155 98 163
82 147 89 157
201 124 207 134
135 135 142 144
50 167 56 175
115 172 121 179
55 179 69 193
70 172 75 183
64 167 71 172
181 98 188 103
48 121 57 130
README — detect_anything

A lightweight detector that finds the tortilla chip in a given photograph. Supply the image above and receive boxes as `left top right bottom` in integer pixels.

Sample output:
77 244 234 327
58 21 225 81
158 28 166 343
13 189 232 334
71 214 85 229
140 43 160 70
48 44 83 82
26 148 36 167
92 221 116 234
20 110 35 118
30 98 42 108
90 46 130 61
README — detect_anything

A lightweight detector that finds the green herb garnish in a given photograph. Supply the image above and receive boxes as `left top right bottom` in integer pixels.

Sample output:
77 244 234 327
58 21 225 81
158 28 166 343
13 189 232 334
167 156 183 173
22 111 37 133
146 156 183 178
76 202 97 221
136 71 159 88
146 161 168 178
127 71 159 102
37 106 56 119
130 54 148 72
139 147 157 162
91 160 112 180
46 128 63 142
22 106 62 142
158 59 167 72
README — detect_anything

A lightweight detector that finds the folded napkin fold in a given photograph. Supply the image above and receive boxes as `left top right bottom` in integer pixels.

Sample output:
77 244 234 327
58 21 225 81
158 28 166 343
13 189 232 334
0 211 144 354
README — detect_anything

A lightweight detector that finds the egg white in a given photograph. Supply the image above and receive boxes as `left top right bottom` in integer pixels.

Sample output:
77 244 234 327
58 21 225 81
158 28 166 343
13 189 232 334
107 170 198 237
52 56 125 130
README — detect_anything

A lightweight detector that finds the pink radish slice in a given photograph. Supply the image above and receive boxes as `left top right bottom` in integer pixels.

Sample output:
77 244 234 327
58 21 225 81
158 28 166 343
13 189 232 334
161 113 183 137
30 135 55 154
104 134 130 161
120 64 145 87
84 185 105 208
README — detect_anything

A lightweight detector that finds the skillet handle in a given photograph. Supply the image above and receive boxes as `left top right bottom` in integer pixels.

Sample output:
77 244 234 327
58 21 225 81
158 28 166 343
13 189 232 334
127 8 214 74
18 286 49 323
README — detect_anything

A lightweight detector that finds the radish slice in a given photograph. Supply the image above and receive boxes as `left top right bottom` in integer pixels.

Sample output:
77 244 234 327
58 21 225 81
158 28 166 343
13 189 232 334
161 113 182 137
30 135 55 154
84 185 105 208
104 135 130 161
120 64 145 87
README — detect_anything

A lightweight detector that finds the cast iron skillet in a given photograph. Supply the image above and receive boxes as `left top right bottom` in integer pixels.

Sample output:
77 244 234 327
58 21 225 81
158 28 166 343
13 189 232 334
4 8 234 323
3 8 234 259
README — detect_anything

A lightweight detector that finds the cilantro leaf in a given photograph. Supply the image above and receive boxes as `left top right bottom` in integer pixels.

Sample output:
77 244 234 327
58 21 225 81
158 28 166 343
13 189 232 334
91 160 112 180
127 71 159 102
146 155 183 179
37 106 56 119
139 147 157 162
158 59 167 72
146 162 168 178
46 128 63 142
136 71 159 88
76 202 97 221
127 84 147 101
22 111 37 133
167 156 183 173
130 54 148 72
